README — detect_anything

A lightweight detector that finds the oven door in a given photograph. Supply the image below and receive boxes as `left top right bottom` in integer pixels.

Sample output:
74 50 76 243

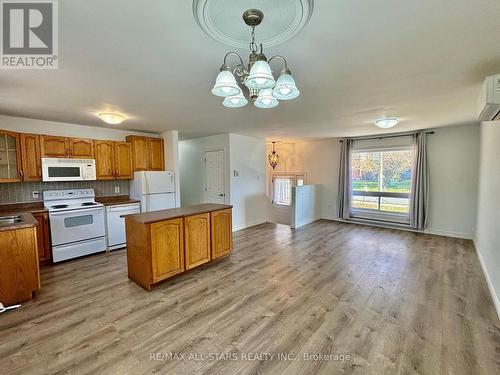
49 207 105 246
42 162 84 182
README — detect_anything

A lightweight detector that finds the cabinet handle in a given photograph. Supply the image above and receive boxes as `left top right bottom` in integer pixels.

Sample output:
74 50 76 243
19 170 24 179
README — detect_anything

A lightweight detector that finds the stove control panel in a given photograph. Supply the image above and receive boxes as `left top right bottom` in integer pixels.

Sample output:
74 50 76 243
43 189 95 201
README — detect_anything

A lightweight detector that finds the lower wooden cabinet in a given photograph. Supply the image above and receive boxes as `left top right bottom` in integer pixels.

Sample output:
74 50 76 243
184 213 211 270
125 206 232 291
151 219 184 282
32 211 52 264
211 209 233 259
0 226 40 305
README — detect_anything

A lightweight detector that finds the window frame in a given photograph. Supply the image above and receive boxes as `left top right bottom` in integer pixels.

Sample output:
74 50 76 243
272 173 307 207
350 146 414 224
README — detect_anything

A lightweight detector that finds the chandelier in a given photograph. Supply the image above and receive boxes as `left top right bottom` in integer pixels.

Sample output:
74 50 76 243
211 9 300 109
268 141 280 169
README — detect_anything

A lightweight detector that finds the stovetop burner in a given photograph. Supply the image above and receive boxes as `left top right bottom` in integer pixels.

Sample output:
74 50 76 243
51 204 69 209
81 202 98 206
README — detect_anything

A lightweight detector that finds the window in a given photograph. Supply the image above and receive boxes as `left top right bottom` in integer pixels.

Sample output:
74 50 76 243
272 174 306 206
351 148 414 222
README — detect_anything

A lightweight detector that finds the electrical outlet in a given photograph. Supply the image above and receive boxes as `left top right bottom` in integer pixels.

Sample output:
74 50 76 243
114 186 120 194
32 191 39 199
233 170 240 177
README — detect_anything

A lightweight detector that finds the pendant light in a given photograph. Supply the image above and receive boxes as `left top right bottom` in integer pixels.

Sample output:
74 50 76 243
268 141 279 169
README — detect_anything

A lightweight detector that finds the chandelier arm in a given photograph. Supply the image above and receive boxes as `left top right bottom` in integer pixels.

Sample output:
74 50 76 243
268 55 289 69
223 52 245 68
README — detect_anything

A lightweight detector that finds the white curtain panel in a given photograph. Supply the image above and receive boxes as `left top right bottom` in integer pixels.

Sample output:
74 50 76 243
409 131 429 229
337 138 353 220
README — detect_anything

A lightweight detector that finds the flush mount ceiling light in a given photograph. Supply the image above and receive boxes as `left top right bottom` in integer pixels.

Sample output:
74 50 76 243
98 113 126 125
211 9 300 109
268 141 280 169
375 117 399 129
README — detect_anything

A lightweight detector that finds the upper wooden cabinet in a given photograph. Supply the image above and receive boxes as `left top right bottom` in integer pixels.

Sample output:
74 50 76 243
0 130 22 182
95 140 115 180
40 136 94 158
95 140 133 180
184 213 211 270
20 134 42 181
69 138 94 158
113 142 133 179
211 209 233 260
40 135 68 158
148 138 165 171
126 135 164 171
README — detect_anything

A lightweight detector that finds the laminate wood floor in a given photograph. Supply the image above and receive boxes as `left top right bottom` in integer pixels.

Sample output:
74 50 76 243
1 220 499 375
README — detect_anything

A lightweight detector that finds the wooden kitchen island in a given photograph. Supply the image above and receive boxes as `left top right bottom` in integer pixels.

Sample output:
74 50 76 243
124 204 233 291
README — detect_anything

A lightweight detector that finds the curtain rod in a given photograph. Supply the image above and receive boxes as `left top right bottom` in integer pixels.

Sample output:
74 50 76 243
339 130 434 142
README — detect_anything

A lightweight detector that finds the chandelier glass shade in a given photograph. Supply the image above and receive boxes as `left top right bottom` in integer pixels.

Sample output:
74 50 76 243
245 60 276 90
273 71 300 100
211 70 241 97
211 9 300 109
223 93 248 108
255 89 279 109
268 142 279 169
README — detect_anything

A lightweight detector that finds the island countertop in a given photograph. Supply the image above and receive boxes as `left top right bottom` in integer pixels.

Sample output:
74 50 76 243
124 203 233 224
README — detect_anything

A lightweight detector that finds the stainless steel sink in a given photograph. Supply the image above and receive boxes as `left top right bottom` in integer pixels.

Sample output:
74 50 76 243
0 215 24 226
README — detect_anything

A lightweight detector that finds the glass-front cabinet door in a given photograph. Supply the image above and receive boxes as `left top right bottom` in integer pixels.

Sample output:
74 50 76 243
0 131 21 182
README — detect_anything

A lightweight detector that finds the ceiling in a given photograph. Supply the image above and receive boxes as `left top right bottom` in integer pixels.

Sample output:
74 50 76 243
1 0 500 140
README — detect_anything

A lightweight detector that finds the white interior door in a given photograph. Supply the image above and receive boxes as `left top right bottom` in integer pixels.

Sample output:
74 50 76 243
204 150 226 204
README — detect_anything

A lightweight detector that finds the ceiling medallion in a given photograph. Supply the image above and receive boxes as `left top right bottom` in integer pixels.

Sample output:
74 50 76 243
193 0 314 49
211 9 300 109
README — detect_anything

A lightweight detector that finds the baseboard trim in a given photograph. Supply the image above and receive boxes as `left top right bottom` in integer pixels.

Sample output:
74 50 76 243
424 229 473 240
473 239 500 321
320 216 473 240
232 219 267 232
292 216 322 229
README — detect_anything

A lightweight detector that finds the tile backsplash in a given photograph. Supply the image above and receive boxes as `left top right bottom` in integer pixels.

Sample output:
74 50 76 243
0 180 130 203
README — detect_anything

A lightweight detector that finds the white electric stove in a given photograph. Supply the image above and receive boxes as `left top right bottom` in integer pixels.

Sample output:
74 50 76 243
43 189 106 262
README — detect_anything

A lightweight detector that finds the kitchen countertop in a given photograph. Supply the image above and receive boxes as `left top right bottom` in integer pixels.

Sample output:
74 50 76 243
96 195 141 207
0 211 39 232
0 201 47 214
124 203 232 224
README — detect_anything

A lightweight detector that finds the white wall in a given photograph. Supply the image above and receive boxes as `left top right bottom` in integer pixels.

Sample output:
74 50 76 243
0 114 156 140
229 134 267 231
179 134 230 207
291 184 322 229
266 124 479 238
474 122 500 318
161 130 181 207
266 139 342 222
426 124 480 238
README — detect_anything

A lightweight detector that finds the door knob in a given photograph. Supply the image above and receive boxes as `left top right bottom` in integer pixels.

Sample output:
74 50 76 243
218 193 225 197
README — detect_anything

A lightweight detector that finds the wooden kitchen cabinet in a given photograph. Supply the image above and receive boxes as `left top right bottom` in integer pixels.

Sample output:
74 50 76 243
95 140 133 180
211 209 233 259
148 138 165 171
126 204 232 291
113 142 133 179
20 133 42 181
69 138 94 158
32 211 52 264
126 135 164 171
151 219 184 282
40 135 68 157
95 140 115 179
0 226 40 305
0 130 22 182
41 136 94 158
184 213 211 270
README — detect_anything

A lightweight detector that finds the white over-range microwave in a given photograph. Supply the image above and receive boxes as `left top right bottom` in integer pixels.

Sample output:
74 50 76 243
41 158 97 182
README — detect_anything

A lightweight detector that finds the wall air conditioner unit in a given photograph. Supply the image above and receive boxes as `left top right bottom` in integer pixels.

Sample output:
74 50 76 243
478 74 500 121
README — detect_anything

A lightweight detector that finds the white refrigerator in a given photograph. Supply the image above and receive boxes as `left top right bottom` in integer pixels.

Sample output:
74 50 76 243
130 171 176 212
